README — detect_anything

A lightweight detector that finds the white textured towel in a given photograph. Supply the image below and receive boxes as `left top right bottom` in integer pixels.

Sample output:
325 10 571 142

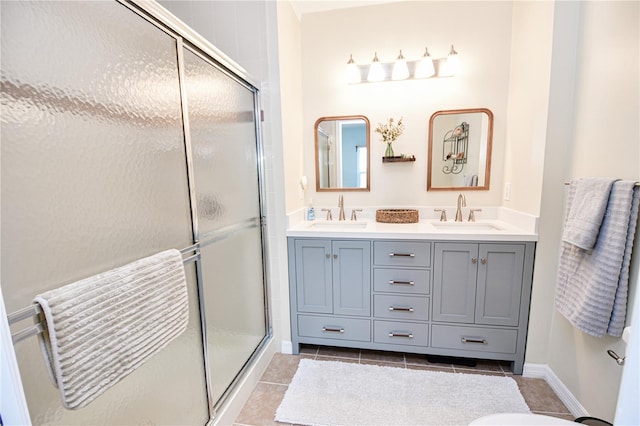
555 181 639 337
34 249 189 409
562 177 617 250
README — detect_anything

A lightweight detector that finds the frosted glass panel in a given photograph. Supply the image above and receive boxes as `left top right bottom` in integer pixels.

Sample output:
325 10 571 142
200 228 267 403
183 46 267 407
183 48 261 237
1 2 208 424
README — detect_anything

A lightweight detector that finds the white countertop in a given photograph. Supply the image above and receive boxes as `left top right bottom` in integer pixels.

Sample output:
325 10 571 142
286 207 538 242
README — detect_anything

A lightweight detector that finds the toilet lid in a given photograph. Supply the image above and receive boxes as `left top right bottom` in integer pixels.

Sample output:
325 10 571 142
469 413 576 425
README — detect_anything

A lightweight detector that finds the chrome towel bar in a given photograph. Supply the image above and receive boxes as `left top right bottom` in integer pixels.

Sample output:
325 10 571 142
8 303 42 324
564 181 639 187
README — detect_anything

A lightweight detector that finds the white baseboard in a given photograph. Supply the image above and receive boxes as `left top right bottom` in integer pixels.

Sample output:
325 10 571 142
523 363 589 418
281 340 293 354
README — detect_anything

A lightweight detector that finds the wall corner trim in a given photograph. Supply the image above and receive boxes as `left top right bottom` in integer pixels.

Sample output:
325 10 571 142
1 288 32 425
281 341 293 354
523 363 589 418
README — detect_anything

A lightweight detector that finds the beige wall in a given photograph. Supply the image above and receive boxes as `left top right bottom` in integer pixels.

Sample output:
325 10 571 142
543 1 640 420
277 1 305 214
298 1 514 210
504 1 558 369
503 1 554 216
275 0 305 352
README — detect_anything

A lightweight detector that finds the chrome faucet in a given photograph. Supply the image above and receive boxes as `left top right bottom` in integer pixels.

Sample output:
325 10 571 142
338 195 346 221
455 193 466 222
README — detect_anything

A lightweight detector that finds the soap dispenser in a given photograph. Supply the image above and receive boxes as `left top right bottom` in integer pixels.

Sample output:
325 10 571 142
307 198 315 221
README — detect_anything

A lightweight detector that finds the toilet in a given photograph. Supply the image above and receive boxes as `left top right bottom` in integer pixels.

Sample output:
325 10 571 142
470 413 576 425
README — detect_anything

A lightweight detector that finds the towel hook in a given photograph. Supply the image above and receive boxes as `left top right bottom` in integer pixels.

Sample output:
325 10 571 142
607 349 625 366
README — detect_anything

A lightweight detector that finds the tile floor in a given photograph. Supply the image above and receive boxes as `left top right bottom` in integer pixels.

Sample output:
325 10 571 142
234 345 575 426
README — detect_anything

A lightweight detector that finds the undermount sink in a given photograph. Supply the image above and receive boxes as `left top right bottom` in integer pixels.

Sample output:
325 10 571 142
431 221 504 232
309 221 368 229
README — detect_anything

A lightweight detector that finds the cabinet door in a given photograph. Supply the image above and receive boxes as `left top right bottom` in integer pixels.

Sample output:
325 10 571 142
433 243 478 323
332 240 371 316
294 239 332 313
475 244 525 326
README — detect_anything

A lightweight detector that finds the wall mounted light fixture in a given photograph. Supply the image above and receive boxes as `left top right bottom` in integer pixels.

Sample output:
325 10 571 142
391 50 410 81
414 47 435 79
345 45 461 84
345 54 360 84
366 52 385 82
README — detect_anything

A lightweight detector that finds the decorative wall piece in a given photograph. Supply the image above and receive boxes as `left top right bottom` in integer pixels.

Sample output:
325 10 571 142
442 121 469 175
375 116 404 159
427 108 493 191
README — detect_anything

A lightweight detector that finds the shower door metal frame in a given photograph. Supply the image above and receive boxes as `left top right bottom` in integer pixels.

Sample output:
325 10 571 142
178 41 273 418
118 0 273 421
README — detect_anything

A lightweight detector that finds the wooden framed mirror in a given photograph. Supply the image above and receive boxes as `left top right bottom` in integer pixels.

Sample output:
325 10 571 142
315 115 370 192
427 108 493 191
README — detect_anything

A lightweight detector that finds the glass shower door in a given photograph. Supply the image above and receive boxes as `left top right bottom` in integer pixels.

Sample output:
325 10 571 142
181 46 268 408
1 2 209 424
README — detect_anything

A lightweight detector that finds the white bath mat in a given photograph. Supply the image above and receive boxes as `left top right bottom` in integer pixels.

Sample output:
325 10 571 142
275 359 530 426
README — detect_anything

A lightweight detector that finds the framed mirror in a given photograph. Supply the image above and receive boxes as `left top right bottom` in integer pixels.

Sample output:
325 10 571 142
427 108 493 191
315 115 370 192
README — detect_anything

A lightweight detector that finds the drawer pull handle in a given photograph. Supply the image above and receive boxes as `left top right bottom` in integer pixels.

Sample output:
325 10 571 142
388 306 414 312
389 280 415 285
471 257 478 264
389 253 415 258
388 332 413 338
322 327 345 333
481 257 487 265
461 337 487 344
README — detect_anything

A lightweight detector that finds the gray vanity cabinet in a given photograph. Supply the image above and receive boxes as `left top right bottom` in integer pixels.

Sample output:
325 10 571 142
431 242 533 373
433 243 524 326
293 239 333 314
293 239 371 316
288 237 535 374
432 243 477 323
372 241 431 348
290 239 372 347
475 244 525 326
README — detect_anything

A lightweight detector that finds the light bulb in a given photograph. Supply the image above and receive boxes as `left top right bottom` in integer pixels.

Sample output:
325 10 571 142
414 47 435 79
345 54 361 84
446 44 461 75
367 52 385 82
391 50 409 80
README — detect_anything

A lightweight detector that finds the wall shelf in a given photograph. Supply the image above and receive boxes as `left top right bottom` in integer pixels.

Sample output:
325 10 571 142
382 155 416 163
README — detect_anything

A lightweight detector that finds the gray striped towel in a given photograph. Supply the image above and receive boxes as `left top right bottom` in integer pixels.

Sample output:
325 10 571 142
561 177 617 250
555 180 639 337
34 249 189 409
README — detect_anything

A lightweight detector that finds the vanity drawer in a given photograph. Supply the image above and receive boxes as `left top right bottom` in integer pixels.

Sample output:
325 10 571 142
373 268 430 294
297 315 371 342
374 294 429 321
431 324 518 354
374 241 431 267
373 320 428 347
